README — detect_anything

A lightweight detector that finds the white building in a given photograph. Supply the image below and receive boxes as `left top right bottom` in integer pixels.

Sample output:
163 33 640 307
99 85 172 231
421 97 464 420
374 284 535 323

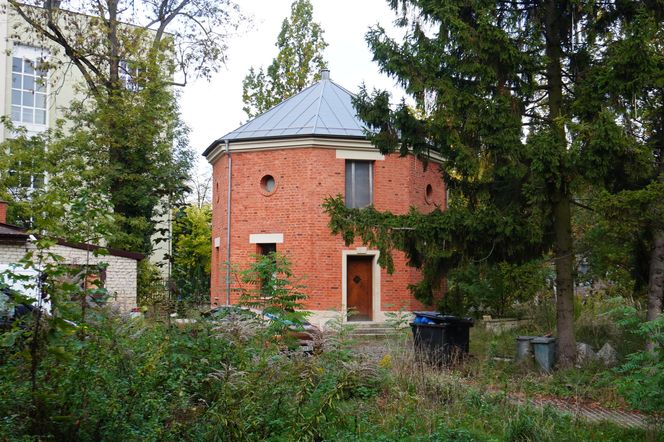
0 1 170 283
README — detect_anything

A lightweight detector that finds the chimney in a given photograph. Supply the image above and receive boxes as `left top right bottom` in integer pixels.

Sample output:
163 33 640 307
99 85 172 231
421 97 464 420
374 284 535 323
0 200 7 224
320 69 330 80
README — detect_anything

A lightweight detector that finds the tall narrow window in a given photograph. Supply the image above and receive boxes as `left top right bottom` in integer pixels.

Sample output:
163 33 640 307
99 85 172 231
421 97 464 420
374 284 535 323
119 60 143 92
345 161 373 208
11 45 48 127
257 243 277 297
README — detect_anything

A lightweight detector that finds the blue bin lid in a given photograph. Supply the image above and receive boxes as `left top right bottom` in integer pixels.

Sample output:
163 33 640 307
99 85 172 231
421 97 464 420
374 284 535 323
413 311 474 325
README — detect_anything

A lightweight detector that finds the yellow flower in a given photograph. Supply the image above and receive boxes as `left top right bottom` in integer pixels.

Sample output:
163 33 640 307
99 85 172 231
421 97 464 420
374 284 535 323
378 354 392 369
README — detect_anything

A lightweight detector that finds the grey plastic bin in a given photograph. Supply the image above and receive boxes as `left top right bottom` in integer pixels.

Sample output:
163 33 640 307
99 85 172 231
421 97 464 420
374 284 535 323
531 336 556 373
515 336 536 362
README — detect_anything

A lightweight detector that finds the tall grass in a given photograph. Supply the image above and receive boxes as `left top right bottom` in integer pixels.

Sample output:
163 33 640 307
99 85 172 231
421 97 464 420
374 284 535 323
0 308 648 441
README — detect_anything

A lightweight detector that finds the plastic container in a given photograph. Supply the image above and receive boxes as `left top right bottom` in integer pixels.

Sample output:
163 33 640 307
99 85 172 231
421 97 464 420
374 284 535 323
410 315 474 365
413 311 467 324
531 336 556 373
515 336 536 362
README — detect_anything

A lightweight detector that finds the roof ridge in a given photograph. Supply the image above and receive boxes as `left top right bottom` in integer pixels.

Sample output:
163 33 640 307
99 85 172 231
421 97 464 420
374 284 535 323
262 85 318 135
206 76 369 149
214 81 322 143
329 79 357 99
311 78 327 133
327 84 358 130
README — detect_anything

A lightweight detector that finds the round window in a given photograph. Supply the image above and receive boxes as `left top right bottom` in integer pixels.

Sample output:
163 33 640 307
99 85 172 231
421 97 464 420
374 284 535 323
425 184 433 204
260 175 276 194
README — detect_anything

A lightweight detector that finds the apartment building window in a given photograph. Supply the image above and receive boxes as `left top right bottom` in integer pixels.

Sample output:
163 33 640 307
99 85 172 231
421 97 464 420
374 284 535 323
120 60 143 92
11 45 48 126
345 160 373 208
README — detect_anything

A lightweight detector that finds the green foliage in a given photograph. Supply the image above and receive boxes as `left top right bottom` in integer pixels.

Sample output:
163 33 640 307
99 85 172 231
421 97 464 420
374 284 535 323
0 55 193 255
0 301 648 440
3 0 238 254
0 120 116 243
67 57 193 254
324 2 664 363
323 196 546 309
136 260 168 309
237 252 309 326
445 260 552 318
613 305 664 413
242 0 327 118
171 204 212 305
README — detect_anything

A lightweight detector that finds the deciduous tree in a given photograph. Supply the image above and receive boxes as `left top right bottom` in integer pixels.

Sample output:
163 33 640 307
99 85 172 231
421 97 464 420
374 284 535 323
4 0 240 253
171 204 211 305
242 0 327 118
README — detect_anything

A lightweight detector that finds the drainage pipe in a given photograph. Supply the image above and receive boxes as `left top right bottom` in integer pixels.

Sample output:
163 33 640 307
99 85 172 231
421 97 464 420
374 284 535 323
225 139 232 306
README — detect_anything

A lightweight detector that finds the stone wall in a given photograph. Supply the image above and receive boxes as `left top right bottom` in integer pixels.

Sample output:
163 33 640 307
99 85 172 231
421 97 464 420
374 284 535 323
0 241 138 312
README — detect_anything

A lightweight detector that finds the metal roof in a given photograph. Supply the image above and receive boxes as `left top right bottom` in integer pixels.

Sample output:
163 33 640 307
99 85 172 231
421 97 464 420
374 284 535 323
209 70 367 150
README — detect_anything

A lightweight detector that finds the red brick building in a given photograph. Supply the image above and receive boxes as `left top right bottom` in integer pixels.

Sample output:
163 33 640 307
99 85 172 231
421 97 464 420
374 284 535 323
203 70 446 325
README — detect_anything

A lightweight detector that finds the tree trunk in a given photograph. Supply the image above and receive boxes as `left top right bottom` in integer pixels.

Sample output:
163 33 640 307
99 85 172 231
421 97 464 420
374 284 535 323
646 92 664 352
646 228 664 352
544 0 576 367
553 194 576 365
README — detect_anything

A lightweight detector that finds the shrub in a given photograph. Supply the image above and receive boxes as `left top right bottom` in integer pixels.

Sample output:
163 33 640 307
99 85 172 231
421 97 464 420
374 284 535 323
444 260 552 317
613 305 664 414
237 252 309 326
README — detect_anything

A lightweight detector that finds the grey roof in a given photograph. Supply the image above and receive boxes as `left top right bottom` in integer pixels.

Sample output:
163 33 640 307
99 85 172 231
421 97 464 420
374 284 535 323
0 222 143 260
0 223 28 240
206 72 367 154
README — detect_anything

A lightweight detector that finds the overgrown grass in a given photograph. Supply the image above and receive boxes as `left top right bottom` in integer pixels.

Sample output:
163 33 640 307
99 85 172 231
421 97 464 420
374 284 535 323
340 333 644 441
0 309 651 441
456 296 652 411
465 325 631 408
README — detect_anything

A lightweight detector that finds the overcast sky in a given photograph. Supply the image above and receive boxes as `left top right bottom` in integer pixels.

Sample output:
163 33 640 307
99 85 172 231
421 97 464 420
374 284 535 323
179 0 408 168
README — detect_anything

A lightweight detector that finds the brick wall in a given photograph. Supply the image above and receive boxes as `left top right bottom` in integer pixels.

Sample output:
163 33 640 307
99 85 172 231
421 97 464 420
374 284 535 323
210 145 446 320
0 241 137 312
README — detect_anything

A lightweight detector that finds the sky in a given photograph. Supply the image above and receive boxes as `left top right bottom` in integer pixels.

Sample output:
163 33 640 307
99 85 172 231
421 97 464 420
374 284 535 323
179 0 408 170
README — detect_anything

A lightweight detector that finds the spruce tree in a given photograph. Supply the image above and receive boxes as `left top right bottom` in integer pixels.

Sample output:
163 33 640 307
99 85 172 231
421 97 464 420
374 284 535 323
325 0 657 366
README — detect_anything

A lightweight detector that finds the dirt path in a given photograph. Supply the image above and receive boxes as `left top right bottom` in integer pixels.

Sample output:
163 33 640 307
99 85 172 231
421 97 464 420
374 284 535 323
509 394 652 430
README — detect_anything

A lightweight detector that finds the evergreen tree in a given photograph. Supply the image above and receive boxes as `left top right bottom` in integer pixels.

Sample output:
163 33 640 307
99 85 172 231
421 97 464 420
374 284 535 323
324 0 656 366
583 4 664 350
242 0 327 118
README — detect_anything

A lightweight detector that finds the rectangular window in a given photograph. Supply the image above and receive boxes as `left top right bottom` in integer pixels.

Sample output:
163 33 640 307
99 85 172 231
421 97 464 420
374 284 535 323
345 160 373 208
7 140 47 194
257 243 277 297
258 243 277 256
11 45 48 127
120 60 143 92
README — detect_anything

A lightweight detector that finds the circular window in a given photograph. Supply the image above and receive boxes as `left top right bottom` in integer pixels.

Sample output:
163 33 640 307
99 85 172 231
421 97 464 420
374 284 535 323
260 174 276 195
425 184 433 204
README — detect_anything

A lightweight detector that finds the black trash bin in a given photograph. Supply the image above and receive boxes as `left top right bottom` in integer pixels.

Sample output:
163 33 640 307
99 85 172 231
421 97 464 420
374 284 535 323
410 313 474 365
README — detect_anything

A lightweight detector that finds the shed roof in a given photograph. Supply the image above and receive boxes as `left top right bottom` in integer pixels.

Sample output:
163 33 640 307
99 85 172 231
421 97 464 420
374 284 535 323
0 223 29 241
204 70 367 156
0 222 143 261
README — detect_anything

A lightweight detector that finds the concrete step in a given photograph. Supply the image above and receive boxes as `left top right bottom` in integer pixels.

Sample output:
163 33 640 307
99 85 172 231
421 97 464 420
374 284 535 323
352 328 394 335
344 323 402 337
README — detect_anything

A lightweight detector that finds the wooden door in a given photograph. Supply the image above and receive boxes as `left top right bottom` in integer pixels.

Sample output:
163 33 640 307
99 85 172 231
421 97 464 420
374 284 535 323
347 256 373 321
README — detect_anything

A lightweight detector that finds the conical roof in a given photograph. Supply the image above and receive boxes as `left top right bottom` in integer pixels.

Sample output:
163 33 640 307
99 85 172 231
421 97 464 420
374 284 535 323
217 70 367 143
